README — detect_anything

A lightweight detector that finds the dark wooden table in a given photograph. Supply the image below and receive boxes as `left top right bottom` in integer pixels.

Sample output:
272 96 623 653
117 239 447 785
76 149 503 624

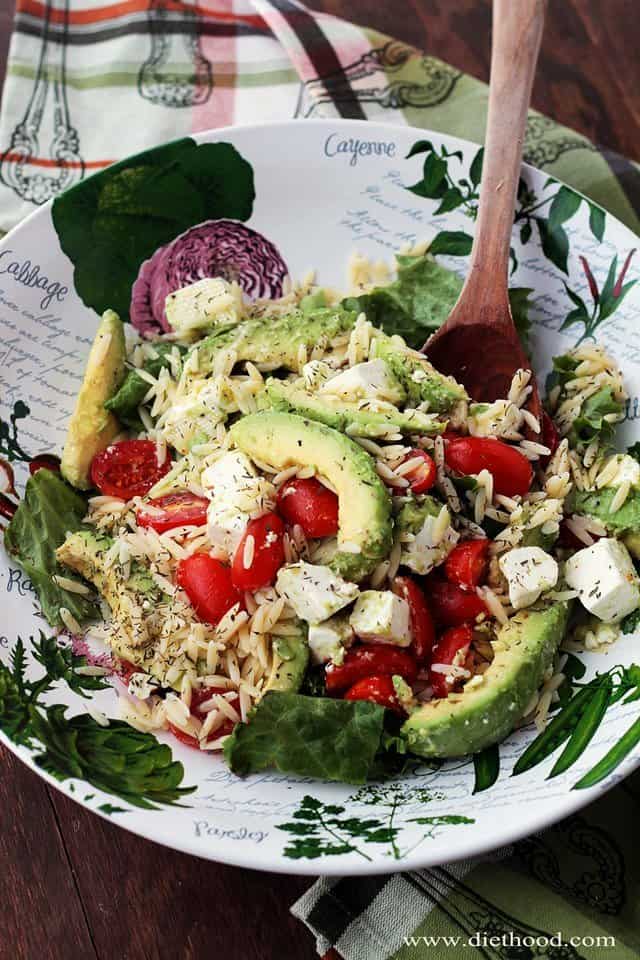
0 3 638 959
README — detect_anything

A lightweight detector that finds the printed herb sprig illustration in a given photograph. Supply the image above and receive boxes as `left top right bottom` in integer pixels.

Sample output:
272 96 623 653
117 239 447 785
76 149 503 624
405 140 483 218
513 662 640 788
560 250 637 343
0 632 195 810
277 784 474 861
0 400 31 463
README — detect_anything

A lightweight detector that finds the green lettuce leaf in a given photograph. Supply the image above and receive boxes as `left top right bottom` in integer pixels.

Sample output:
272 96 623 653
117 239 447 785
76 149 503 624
223 692 386 784
51 138 255 322
105 342 185 428
567 386 623 450
342 255 462 349
342 254 533 351
4 470 99 627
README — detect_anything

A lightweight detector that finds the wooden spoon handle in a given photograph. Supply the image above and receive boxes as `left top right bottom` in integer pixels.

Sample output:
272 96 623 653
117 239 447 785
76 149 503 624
466 0 546 315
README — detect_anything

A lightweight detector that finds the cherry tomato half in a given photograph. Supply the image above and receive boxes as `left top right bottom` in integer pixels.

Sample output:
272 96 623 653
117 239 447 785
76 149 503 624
325 644 417 694
169 692 240 748
90 440 172 499
137 491 209 533
277 477 339 538
429 624 474 699
444 437 532 497
232 513 285 592
177 554 241 626
427 579 488 628
401 449 436 494
392 576 435 665
444 539 490 590
344 675 405 715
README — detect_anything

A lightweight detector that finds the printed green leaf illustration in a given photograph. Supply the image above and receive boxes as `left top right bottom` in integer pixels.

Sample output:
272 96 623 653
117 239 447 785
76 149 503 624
0 400 31 463
0 633 195 810
559 251 637 343
473 743 500 793
574 717 640 789
405 141 481 217
52 138 255 322
277 784 474 861
428 230 473 257
621 608 640 635
4 469 100 627
512 664 640 787
588 203 606 242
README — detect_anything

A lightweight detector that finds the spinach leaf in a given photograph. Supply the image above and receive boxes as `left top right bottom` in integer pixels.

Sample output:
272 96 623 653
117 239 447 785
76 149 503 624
52 138 255 323
4 470 99 627
223 692 386 784
105 342 185 428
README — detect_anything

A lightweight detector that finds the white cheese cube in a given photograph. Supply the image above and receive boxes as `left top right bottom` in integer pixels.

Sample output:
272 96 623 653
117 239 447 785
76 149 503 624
499 546 559 610
276 562 359 623
165 277 244 334
204 451 276 556
349 590 412 646
307 616 354 665
320 359 403 403
565 538 640 623
401 506 459 576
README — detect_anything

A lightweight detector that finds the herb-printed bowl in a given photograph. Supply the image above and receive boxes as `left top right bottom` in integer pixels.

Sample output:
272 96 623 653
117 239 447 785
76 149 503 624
1 120 639 876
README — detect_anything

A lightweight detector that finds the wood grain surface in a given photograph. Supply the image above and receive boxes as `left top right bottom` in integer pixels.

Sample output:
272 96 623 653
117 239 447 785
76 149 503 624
0 2 639 959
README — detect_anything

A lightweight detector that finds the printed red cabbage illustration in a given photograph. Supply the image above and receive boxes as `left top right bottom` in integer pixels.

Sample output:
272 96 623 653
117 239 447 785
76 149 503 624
130 219 289 334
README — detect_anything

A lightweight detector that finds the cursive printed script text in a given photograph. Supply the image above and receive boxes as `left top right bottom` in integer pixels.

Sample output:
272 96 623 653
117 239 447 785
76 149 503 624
0 250 68 311
324 133 396 167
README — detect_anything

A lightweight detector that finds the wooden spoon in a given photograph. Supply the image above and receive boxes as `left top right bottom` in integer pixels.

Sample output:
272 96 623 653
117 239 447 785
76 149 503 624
423 0 546 423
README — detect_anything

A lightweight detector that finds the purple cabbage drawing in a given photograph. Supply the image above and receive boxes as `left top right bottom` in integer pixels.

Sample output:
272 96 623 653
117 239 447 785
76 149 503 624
130 219 289 335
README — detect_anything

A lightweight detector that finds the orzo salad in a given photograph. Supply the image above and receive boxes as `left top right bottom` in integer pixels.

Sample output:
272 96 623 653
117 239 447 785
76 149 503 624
6 247 640 783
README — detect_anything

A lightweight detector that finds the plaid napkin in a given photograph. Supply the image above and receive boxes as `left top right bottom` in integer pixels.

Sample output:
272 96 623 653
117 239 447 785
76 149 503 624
1 3 640 957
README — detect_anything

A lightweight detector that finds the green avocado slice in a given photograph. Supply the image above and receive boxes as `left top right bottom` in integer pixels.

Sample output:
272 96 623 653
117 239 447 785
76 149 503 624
264 627 309 693
264 378 444 438
401 601 571 758
568 488 640 535
373 333 467 413
60 309 126 489
230 411 393 581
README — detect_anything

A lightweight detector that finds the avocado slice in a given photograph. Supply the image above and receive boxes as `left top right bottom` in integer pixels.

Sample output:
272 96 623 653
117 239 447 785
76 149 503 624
197 306 357 374
265 378 444 439
568 488 640 536
61 310 126 489
374 333 467 413
264 627 309 693
231 411 393 581
401 601 571 757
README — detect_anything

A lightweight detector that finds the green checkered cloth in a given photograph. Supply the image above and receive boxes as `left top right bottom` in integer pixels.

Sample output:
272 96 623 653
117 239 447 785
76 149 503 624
1 3 639 957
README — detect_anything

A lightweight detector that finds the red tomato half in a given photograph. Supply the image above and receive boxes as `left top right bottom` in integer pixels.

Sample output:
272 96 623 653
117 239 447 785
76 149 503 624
344 675 405 715
325 644 417 694
444 437 532 497
444 539 490 590
137 491 209 533
90 440 172 499
427 579 488 627
392 576 435 665
401 449 436 494
429 624 474 699
232 513 285 592
177 554 241 626
277 477 339 538
169 692 240 748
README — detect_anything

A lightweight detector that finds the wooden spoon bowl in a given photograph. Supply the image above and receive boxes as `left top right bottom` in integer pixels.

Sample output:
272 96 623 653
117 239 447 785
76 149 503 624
423 0 546 426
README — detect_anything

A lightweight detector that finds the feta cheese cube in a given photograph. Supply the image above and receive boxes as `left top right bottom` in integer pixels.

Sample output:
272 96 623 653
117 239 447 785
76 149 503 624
401 506 459 576
165 278 244 335
276 562 359 623
320 359 403 403
203 451 276 555
499 546 559 610
308 616 354 665
349 590 412 646
565 538 640 623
